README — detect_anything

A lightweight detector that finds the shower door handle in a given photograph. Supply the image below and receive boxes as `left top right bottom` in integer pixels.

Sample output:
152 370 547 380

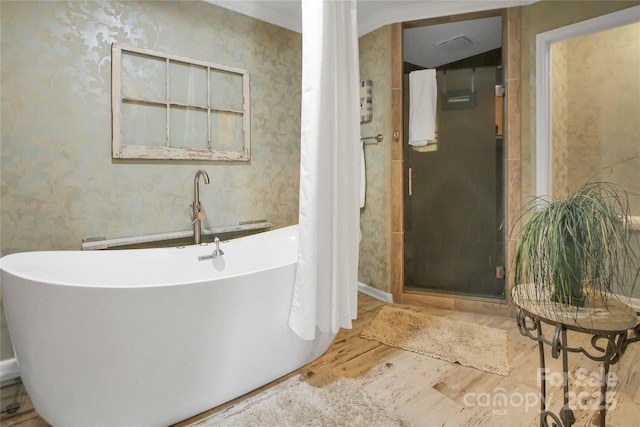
408 167 413 196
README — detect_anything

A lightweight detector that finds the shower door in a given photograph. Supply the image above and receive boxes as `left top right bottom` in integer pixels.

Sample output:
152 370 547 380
404 67 505 299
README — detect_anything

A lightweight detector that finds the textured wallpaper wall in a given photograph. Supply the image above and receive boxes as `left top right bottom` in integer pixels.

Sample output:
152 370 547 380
0 1 397 360
1 0 302 256
563 22 640 209
552 23 640 203
358 26 393 293
0 0 303 360
520 1 640 302
551 42 569 199
519 0 639 200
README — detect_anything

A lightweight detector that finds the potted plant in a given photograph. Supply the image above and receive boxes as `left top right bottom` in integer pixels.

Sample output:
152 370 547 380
513 181 639 310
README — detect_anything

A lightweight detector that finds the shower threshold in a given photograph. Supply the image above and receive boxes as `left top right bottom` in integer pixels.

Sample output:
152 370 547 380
401 287 510 317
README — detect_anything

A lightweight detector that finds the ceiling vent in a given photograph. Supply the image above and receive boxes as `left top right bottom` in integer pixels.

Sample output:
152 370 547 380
435 35 474 51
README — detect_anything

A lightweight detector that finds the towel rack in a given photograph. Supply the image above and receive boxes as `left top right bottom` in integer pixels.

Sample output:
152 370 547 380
361 134 383 145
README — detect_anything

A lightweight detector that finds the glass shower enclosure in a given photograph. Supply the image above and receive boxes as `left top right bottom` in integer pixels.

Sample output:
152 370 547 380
404 65 505 300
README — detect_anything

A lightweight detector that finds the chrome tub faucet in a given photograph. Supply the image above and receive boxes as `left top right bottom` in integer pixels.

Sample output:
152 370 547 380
192 169 210 245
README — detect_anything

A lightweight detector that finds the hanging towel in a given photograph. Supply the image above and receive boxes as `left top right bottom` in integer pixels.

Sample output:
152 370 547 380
360 138 366 208
409 69 437 146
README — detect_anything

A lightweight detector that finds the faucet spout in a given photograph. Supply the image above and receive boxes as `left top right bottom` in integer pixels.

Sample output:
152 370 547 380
192 170 210 245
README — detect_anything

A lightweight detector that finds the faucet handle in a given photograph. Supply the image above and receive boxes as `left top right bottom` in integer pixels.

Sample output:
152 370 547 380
191 211 205 225
214 237 224 256
198 237 224 262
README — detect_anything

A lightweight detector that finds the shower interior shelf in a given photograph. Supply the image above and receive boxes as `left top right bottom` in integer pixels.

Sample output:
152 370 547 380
81 220 272 250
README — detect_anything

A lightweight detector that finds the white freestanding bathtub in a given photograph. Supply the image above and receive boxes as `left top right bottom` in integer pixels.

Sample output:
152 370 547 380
0 225 336 426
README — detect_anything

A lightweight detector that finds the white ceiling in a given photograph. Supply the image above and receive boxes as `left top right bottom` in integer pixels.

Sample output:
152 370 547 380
404 16 502 68
205 0 535 68
205 1 534 35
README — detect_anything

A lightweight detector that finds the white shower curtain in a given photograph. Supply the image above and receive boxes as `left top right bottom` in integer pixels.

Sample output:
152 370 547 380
288 0 360 340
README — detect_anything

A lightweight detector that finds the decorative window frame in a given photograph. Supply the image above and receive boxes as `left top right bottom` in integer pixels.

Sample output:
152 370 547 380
111 43 250 161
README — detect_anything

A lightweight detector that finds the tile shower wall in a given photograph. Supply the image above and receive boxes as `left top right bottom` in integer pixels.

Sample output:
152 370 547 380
1 1 302 359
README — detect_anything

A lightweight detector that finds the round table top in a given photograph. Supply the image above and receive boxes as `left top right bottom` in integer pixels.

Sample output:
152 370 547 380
512 283 638 333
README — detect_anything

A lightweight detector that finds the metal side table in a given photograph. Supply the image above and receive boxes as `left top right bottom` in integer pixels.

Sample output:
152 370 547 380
513 284 640 427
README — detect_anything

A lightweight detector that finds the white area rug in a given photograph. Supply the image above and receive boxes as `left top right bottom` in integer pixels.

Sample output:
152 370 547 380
191 374 408 427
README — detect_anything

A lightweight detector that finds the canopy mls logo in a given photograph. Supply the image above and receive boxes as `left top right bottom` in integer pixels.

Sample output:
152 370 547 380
462 367 619 416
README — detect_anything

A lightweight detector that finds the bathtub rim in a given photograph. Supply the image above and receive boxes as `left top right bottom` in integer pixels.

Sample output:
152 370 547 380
0 225 299 289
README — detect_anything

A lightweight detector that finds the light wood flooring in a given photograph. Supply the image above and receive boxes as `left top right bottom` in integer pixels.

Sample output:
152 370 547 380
2 293 639 427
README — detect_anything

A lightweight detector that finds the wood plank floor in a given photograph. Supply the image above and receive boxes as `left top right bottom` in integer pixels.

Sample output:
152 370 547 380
2 293 639 426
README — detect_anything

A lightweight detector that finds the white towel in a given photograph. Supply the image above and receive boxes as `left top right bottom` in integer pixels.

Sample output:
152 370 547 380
409 69 437 146
360 138 366 208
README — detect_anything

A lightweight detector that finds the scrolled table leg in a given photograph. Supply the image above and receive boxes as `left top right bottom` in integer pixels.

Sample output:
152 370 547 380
599 360 610 427
537 320 547 427
560 327 575 427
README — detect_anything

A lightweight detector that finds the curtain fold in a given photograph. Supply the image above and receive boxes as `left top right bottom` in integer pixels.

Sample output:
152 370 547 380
288 0 360 341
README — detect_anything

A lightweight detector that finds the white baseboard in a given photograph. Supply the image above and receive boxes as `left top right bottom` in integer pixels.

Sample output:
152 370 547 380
0 358 19 382
358 282 393 303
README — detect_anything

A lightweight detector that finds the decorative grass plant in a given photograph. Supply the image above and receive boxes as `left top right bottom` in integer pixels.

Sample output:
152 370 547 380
514 182 639 309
